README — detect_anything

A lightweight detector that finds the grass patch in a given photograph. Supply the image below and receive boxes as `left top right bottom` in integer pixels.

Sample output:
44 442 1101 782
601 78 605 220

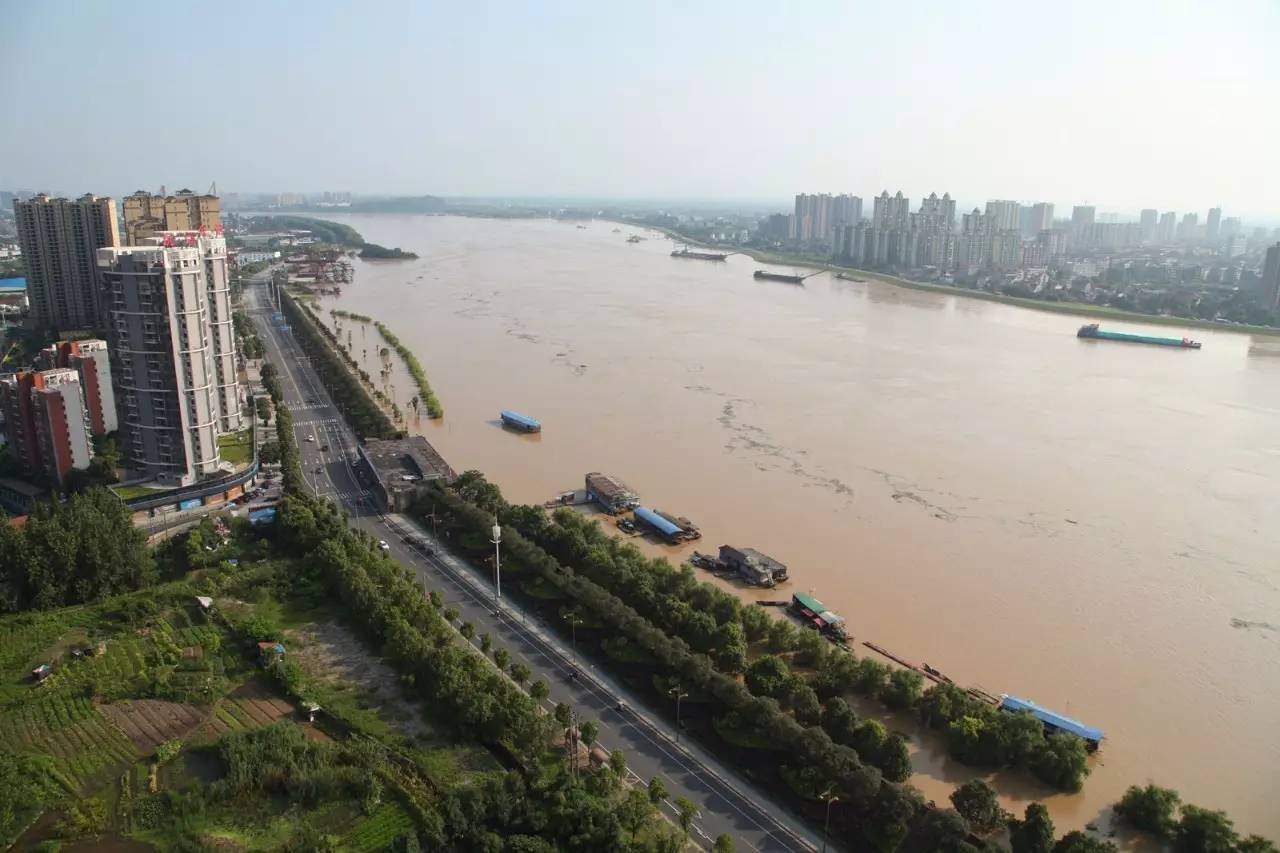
216 430 254 466
111 483 174 502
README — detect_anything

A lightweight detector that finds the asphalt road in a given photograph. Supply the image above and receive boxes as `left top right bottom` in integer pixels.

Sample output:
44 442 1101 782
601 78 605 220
244 282 820 852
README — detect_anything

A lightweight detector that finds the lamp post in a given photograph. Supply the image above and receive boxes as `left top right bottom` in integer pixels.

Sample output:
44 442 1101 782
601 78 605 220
821 788 839 853
490 520 502 609
564 610 583 666
668 685 688 743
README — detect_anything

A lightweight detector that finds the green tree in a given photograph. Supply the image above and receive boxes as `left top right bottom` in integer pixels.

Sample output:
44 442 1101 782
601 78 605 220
608 748 626 777
255 396 272 425
1010 802 1056 853
950 779 1007 834
579 720 599 750
648 776 668 805
1176 805 1238 853
740 604 772 642
1115 783 1181 836
745 655 792 699
714 833 735 852
1236 836 1280 853
554 703 571 729
712 620 748 673
460 622 475 639
1032 734 1090 791
675 797 698 839
619 786 653 842
882 669 924 711
258 440 281 464
480 632 492 653
790 683 822 726
1052 831 1118 853
493 648 510 670
529 680 549 703
155 739 182 765
766 618 800 652
510 662 531 685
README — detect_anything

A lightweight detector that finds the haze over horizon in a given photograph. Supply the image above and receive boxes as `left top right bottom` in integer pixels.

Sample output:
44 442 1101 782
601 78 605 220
3 0 1278 219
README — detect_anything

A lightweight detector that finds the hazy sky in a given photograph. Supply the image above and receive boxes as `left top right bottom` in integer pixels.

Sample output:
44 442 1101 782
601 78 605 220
3 0 1277 218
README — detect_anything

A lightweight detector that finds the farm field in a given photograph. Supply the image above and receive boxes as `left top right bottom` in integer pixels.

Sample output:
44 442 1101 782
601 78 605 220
0 518 497 851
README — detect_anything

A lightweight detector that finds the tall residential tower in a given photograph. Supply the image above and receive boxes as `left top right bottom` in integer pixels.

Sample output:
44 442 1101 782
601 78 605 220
13 194 121 329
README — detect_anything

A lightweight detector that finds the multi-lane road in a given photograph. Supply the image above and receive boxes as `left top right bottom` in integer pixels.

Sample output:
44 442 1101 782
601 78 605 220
244 282 820 852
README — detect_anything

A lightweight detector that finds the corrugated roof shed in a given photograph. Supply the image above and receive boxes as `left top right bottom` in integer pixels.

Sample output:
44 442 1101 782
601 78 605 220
792 591 826 613
1000 694 1104 743
634 506 682 538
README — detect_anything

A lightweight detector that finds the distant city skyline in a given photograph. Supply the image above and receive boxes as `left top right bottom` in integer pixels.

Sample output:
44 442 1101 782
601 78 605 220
3 0 1278 220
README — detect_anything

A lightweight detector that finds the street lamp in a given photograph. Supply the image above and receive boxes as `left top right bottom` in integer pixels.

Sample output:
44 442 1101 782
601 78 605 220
821 788 839 853
490 520 502 608
564 610 583 666
668 685 688 743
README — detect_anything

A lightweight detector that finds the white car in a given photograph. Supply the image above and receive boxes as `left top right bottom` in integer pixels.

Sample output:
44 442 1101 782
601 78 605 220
305 435 315 442
378 540 390 551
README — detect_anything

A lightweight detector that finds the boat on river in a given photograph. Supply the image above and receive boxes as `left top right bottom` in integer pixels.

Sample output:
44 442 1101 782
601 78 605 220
1077 323 1201 349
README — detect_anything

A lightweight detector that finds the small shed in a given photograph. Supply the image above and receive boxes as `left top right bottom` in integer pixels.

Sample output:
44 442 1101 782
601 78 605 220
31 664 52 682
195 596 214 612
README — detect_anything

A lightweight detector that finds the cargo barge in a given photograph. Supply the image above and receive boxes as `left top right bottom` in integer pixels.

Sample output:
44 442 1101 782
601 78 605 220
754 270 807 284
789 591 849 643
672 248 729 261
584 472 640 514
834 272 867 282
500 410 542 433
1077 323 1201 349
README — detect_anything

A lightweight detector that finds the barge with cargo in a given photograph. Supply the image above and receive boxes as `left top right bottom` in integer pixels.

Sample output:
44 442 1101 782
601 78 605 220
672 248 730 261
1077 323 1201 349
754 270 807 284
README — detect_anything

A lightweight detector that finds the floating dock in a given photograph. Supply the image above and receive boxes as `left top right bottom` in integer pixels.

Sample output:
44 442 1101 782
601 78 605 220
584 472 640 514
632 506 700 543
500 410 542 433
1077 323 1201 349
789 591 849 643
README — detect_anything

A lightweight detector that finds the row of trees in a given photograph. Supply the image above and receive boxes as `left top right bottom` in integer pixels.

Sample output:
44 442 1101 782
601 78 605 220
374 321 443 418
279 293 398 440
260 379 692 850
0 487 153 613
421 474 950 851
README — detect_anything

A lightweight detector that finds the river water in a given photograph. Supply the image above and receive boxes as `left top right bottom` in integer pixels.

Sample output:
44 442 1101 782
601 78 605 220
311 213 1280 838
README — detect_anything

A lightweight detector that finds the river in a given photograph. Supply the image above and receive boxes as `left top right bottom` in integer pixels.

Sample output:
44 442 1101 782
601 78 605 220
306 213 1280 839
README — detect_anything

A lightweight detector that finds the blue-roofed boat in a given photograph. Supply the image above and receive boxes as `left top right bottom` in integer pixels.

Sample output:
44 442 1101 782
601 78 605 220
500 410 541 433
999 694 1104 750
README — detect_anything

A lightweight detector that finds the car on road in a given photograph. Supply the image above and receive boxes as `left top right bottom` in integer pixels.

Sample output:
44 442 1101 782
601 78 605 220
305 435 315 442
377 540 390 551
320 444 330 452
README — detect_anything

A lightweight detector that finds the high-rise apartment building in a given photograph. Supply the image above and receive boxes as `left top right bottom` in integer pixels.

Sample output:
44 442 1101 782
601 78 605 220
14 194 120 329
1263 243 1280 309
1139 209 1159 242
0 368 94 487
831 194 863 231
1071 206 1096 229
1205 207 1222 242
1221 217 1242 239
872 191 911 229
37 339 117 435
1158 212 1177 243
98 232 243 486
1028 202 1055 234
985 200 1021 233
122 190 221 244
1177 213 1199 242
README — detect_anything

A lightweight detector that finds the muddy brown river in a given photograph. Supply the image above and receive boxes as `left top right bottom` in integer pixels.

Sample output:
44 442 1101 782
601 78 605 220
307 213 1280 838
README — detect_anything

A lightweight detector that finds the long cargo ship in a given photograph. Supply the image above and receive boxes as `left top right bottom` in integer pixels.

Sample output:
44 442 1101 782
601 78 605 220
754 270 806 284
672 248 729 261
500 410 541 433
1077 323 1201 349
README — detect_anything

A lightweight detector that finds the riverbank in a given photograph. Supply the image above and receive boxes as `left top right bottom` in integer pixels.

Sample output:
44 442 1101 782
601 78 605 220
621 220 1280 338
